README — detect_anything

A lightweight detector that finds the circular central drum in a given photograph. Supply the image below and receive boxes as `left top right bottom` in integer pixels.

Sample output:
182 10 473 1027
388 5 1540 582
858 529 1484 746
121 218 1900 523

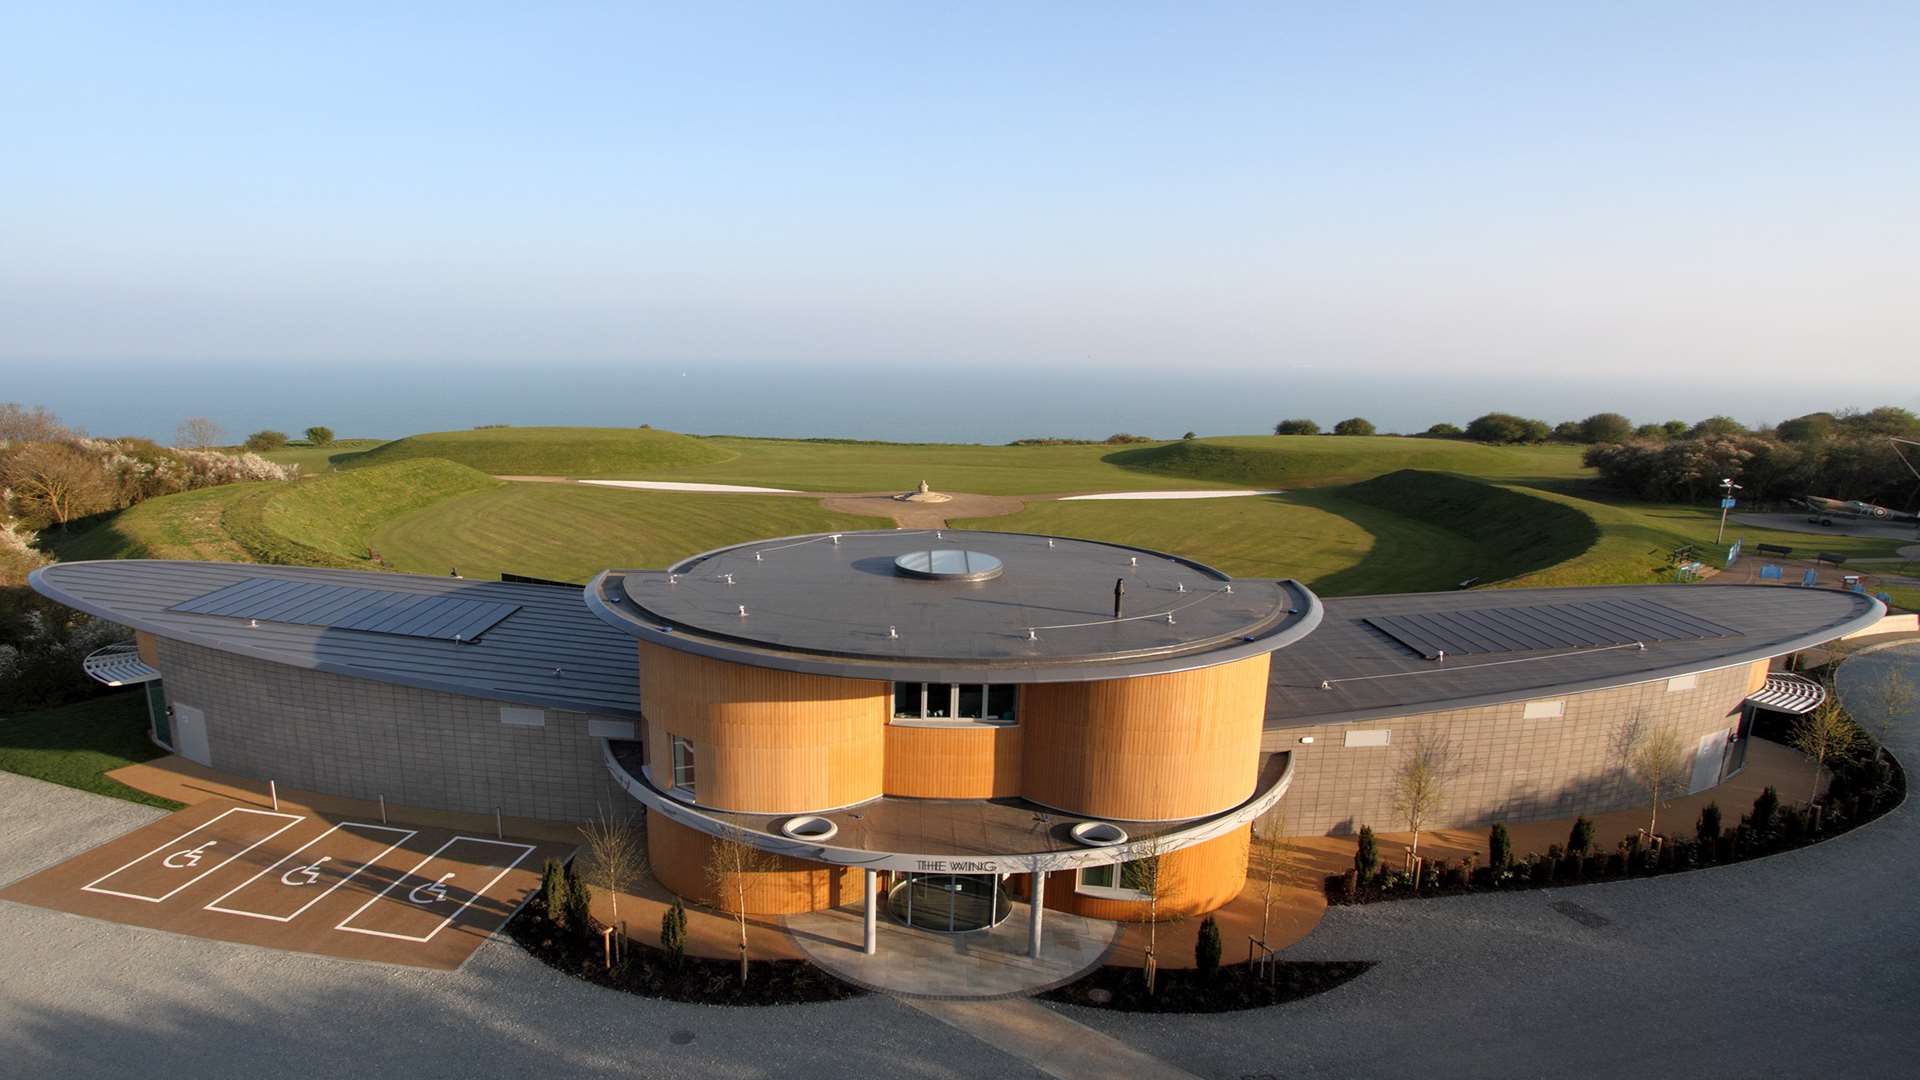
892 549 1004 582
886 873 1012 932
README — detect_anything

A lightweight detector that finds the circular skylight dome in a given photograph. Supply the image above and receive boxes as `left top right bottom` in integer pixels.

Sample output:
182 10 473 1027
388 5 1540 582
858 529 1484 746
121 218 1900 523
893 549 1004 582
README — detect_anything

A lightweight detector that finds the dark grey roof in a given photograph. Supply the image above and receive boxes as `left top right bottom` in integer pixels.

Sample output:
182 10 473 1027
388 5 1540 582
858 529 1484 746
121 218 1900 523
1363 597 1739 660
588 530 1321 683
1266 584 1882 727
30 561 638 717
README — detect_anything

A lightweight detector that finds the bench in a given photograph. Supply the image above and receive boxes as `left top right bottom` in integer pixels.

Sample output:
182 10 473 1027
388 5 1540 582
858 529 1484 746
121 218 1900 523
1815 552 1848 566
1756 543 1793 557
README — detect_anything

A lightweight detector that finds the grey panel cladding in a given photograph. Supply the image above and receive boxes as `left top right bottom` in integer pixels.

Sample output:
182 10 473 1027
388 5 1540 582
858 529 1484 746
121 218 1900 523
1260 661 1762 836
152 636 623 823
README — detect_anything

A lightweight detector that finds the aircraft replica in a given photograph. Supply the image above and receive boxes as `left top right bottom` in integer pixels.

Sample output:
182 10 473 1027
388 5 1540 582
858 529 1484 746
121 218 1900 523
1801 495 1920 526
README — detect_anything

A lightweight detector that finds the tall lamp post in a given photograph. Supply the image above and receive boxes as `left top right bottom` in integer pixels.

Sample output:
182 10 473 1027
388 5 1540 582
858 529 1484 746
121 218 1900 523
1716 477 1743 544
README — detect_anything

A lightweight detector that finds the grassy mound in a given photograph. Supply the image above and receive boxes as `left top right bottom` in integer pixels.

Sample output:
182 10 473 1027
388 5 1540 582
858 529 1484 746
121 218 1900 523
1107 435 1583 489
1329 470 1599 587
244 459 501 566
341 427 734 477
49 459 499 569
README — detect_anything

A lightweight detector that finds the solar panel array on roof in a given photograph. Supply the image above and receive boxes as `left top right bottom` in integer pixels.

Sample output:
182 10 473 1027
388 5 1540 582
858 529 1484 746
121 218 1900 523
169 577 521 642
1363 598 1740 660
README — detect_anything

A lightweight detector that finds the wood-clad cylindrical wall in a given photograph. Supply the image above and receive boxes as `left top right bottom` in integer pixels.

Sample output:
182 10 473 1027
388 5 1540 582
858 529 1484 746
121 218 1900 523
1034 825 1251 921
135 630 159 666
638 642 887 814
647 814 858 914
883 723 1024 799
1019 655 1270 821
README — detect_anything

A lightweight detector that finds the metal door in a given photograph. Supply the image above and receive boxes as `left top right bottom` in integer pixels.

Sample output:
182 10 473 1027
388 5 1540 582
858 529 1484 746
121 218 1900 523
172 703 212 767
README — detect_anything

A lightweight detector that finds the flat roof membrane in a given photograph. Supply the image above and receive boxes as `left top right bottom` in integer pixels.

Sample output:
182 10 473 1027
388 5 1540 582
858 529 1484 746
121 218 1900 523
170 577 521 642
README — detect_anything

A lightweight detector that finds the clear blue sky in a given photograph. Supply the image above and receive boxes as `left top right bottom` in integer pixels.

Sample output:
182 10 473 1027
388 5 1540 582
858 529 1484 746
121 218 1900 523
2 3 1915 439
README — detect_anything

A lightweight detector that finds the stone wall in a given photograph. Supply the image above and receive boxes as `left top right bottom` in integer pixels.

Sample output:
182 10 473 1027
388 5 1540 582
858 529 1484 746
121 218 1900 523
152 638 632 823
1263 660 1768 836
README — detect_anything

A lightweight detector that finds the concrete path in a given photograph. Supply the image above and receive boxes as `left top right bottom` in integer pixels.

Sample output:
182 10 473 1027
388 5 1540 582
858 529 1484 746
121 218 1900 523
788 899 1114 999
909 997 1199 1080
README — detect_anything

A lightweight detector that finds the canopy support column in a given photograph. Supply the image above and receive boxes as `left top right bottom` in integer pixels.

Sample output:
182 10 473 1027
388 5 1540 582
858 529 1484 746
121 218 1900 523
1027 870 1046 958
863 869 878 955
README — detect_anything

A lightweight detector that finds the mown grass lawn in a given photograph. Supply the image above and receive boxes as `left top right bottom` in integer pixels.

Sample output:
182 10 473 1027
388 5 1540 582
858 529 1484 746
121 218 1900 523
257 438 384 472
0 693 183 810
953 494 1471 595
366 483 891 581
48 483 265 562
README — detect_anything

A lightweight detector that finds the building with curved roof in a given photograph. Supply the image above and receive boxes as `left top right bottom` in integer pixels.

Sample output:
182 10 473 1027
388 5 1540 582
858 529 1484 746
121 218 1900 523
30 528 1886 955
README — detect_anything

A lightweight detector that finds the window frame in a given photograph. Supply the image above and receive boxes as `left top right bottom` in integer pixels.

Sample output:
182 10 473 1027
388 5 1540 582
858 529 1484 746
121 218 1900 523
668 733 697 799
1076 859 1154 900
888 682 1018 727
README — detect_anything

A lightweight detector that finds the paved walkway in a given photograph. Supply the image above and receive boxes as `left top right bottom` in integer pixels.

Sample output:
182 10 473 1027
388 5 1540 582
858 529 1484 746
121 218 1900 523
909 998 1199 1080
789 899 1113 998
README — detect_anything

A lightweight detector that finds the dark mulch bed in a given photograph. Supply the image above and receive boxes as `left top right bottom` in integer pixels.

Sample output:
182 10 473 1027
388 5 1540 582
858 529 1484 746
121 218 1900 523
1042 960 1372 1013
506 899 862 1006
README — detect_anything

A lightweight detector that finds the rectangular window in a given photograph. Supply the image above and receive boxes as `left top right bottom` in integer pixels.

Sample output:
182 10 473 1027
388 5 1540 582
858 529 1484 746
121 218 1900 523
669 734 696 796
889 683 1019 726
1344 729 1392 748
587 718 637 740
1522 700 1564 720
987 684 1017 723
1078 859 1153 899
1667 674 1698 692
925 683 954 718
956 684 985 720
893 682 922 719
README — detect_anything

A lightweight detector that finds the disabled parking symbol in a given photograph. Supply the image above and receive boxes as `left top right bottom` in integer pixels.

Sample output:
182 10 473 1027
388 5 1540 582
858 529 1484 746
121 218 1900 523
280 856 333 887
162 841 218 869
407 873 455 905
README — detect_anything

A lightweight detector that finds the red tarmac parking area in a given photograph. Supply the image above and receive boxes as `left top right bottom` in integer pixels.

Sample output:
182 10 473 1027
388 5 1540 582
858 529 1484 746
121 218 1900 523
0 797 571 970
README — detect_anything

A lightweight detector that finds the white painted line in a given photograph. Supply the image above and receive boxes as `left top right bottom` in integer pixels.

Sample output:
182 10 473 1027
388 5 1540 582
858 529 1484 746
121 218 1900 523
333 835 537 943
82 807 306 903
579 479 799 494
203 822 418 923
1057 489 1284 501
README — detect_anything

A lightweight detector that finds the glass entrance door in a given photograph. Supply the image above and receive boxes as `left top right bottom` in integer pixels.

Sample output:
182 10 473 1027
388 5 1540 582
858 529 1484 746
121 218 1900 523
887 873 1012 932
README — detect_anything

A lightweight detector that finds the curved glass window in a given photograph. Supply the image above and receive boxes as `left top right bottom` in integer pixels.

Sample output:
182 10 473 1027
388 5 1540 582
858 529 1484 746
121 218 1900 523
887 873 1012 932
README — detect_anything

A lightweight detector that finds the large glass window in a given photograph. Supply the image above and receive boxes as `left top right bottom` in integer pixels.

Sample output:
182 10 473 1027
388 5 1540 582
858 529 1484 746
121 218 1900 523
890 683 1017 725
669 734 696 796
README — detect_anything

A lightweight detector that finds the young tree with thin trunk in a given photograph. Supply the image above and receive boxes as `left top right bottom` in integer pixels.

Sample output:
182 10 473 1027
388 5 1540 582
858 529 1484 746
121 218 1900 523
1391 731 1460 861
175 416 225 449
704 823 774 986
1250 809 1294 948
1123 832 1178 996
577 806 646 935
1619 713 1689 837
1788 700 1866 804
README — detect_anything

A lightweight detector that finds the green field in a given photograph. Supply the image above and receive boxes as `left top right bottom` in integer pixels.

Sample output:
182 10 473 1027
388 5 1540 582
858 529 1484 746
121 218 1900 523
326 427 1591 495
367 484 889 581
46 426 1914 598
257 438 384 472
0 693 183 809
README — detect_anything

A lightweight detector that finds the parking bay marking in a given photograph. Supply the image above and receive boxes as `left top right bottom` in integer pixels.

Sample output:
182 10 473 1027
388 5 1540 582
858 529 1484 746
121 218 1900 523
82 807 306 903
334 836 536 943
203 821 418 923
